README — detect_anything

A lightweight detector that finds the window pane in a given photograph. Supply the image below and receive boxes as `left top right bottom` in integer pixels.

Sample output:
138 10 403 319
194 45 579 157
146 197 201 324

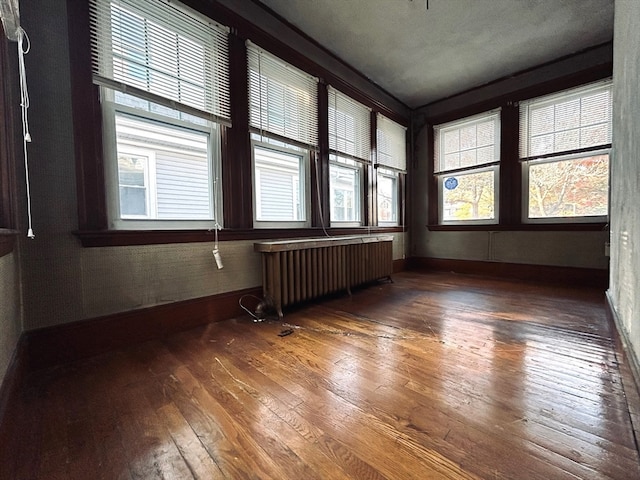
330 163 360 223
119 186 147 216
328 87 370 161
248 45 318 146
521 82 612 159
91 0 231 120
118 154 148 216
254 145 305 222
435 112 499 173
376 114 407 171
528 154 609 219
115 114 211 220
442 170 495 222
377 173 397 224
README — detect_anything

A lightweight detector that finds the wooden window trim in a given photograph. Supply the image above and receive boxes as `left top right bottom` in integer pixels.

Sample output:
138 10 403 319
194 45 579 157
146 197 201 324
73 226 406 248
67 0 409 248
426 64 612 232
0 27 20 256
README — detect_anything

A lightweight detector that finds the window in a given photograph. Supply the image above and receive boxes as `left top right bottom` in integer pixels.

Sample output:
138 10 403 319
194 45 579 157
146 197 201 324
89 0 229 229
377 168 398 224
434 111 500 224
376 114 406 226
328 87 370 225
113 110 213 220
252 138 308 226
0 30 16 234
247 43 318 227
519 80 612 222
330 157 361 223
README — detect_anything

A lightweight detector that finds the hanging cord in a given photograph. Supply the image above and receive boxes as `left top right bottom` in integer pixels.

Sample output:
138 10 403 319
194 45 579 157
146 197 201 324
17 27 34 239
212 176 221 249
313 153 330 237
209 175 224 268
238 294 265 322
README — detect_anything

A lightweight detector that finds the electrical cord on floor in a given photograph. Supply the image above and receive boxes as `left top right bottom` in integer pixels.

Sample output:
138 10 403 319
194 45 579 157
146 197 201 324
238 294 265 322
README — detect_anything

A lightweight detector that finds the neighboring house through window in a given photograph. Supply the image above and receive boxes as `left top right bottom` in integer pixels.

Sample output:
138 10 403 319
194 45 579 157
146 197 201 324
89 0 229 229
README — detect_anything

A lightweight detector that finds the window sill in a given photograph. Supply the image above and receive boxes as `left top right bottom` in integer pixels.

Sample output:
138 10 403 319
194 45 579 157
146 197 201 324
0 229 19 258
427 223 607 232
74 226 406 247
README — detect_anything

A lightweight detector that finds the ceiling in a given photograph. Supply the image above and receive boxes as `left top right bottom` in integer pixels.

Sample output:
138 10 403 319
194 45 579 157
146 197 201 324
256 0 614 108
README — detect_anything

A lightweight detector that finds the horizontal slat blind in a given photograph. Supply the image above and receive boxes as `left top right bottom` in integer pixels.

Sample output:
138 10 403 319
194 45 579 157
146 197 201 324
247 42 318 146
519 80 612 159
434 110 500 174
376 114 407 171
89 0 230 121
328 87 370 161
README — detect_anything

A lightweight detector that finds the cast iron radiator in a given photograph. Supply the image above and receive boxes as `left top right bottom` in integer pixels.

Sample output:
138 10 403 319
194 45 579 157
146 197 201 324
254 235 394 318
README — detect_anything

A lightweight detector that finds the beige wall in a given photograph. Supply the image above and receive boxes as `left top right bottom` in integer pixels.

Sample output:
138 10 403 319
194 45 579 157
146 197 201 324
0 252 21 384
416 230 608 269
610 0 640 373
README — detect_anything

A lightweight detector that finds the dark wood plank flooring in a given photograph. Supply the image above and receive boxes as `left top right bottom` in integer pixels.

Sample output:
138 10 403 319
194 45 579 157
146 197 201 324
3 271 639 479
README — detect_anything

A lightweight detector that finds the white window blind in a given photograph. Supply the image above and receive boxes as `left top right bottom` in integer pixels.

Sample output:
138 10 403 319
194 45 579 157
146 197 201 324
519 80 612 159
434 110 500 174
89 0 230 122
328 87 370 161
247 42 318 146
376 114 407 171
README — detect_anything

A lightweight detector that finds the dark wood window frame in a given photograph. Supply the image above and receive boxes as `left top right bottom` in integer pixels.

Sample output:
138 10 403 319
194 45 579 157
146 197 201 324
0 28 20 257
66 0 408 248
426 65 612 232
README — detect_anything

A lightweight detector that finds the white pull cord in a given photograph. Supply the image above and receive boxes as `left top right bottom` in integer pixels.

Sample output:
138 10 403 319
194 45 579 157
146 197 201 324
212 220 223 269
211 176 223 268
17 27 34 239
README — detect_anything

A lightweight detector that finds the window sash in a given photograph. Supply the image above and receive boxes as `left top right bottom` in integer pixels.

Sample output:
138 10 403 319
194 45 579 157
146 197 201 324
102 88 220 230
247 43 318 147
438 165 499 225
377 168 398 225
89 0 231 122
522 149 609 223
376 114 407 171
252 141 310 227
329 155 362 224
519 80 612 160
328 87 370 162
434 110 500 174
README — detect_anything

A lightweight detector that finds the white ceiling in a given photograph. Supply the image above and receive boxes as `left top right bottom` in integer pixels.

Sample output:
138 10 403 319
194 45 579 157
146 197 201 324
256 0 614 108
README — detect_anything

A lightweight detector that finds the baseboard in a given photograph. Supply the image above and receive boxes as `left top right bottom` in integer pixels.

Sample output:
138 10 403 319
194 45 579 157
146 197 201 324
408 257 609 289
0 335 27 462
604 291 640 447
26 286 263 370
393 258 407 273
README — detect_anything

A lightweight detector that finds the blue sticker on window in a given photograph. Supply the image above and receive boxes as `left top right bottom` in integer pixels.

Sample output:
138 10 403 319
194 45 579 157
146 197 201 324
444 177 458 190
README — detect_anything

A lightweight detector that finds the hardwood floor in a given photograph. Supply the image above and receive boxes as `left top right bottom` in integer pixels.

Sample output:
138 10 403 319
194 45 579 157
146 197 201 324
2 271 639 479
